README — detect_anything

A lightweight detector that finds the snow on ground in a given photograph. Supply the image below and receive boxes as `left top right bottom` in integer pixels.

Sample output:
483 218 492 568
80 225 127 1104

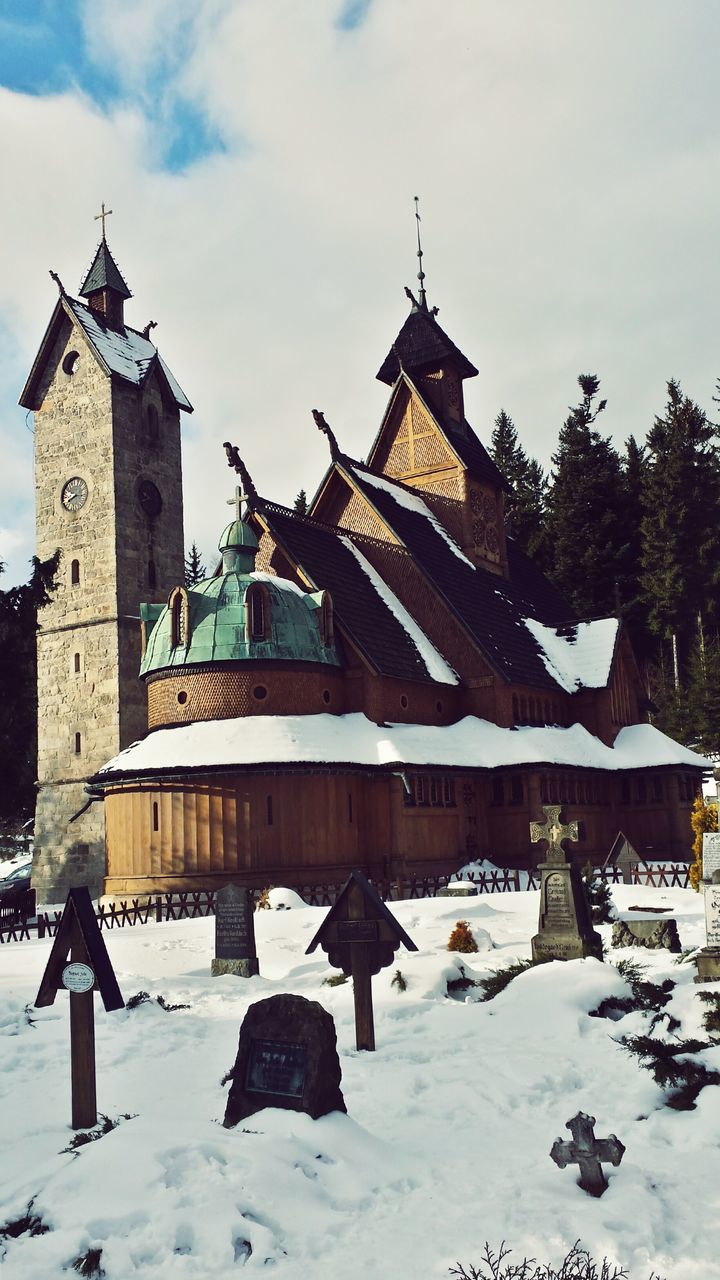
1 884 719 1279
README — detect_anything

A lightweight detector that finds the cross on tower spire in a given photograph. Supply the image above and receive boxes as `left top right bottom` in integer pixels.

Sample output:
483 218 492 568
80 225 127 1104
227 485 247 522
94 202 113 239
414 195 427 310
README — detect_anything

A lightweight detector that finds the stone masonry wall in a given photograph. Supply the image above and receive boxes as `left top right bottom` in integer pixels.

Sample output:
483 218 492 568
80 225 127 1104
31 308 185 902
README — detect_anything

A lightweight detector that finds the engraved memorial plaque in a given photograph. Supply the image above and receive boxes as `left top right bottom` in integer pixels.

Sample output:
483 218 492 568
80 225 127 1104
336 919 379 943
245 1039 307 1098
545 873 573 929
704 884 720 948
215 884 255 961
702 832 720 883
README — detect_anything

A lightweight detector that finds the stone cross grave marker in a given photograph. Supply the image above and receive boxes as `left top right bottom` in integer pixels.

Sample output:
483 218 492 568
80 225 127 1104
550 1111 625 1197
530 805 603 962
212 884 259 978
223 993 346 1126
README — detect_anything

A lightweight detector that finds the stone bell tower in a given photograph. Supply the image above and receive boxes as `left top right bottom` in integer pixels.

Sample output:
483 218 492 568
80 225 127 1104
19 218 193 902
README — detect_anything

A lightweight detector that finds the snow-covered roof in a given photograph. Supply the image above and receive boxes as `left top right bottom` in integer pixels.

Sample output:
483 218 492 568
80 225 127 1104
523 617 619 692
352 465 473 566
339 537 458 685
68 299 192 411
95 713 712 781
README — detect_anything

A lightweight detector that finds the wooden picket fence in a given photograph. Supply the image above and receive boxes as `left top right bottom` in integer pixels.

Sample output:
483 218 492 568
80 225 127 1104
0 862 691 945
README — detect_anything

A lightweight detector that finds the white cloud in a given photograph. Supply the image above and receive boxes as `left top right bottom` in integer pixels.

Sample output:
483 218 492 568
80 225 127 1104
3 0 720 583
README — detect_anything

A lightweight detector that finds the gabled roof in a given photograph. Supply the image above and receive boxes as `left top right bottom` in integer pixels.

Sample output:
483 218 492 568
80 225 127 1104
343 461 577 690
79 238 132 300
377 303 478 385
256 502 446 683
19 295 193 412
367 372 509 492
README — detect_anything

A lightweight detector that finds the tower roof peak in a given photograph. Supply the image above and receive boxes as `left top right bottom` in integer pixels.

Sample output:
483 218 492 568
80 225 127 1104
79 237 132 302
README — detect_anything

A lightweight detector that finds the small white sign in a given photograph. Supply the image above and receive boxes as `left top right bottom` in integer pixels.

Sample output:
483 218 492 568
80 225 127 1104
704 885 720 948
61 962 95 994
703 832 720 882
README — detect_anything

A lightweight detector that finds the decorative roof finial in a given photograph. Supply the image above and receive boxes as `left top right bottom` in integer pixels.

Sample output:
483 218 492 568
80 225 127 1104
142 320 157 340
312 409 339 461
94 201 113 240
223 442 258 510
414 195 427 311
49 269 66 296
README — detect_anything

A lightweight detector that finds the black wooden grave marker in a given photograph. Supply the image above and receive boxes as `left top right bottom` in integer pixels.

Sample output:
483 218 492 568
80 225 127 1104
35 886 124 1129
306 870 417 1051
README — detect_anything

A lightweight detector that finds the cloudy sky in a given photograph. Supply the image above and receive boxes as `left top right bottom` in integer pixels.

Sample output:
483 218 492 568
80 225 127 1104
1 0 719 586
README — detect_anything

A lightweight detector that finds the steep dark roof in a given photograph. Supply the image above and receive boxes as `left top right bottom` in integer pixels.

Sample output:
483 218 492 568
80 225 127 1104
377 304 478 385
258 503 440 682
79 238 132 300
346 462 575 690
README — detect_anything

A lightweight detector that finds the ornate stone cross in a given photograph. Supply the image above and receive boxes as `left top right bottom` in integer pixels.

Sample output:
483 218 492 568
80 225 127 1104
530 805 579 864
550 1111 625 1197
94 201 113 238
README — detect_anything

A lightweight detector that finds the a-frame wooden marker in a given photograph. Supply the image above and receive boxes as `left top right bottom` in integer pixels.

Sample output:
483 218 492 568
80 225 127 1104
306 870 417 1051
35 886 124 1129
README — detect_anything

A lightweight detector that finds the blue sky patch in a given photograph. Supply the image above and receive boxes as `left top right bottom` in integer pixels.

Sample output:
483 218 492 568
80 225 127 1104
336 0 373 32
0 0 225 172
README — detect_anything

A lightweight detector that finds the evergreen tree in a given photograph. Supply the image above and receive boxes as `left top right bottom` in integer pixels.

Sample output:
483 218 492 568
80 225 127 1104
293 489 308 516
640 379 720 684
545 375 631 618
489 410 548 560
685 626 720 756
184 542 206 587
620 435 653 661
0 551 59 823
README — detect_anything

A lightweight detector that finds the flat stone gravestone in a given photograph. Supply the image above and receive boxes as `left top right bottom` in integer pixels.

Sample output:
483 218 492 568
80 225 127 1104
703 832 720 884
550 1111 625 1197
529 806 603 962
223 993 346 1126
611 915 681 952
212 884 259 978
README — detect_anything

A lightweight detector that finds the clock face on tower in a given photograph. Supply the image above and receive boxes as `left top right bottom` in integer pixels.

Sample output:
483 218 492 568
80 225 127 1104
61 476 88 512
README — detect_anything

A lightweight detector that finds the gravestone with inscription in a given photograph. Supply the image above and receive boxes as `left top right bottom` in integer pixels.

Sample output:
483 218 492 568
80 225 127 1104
530 806 603 963
212 884 259 978
223 993 345 1126
695 833 720 982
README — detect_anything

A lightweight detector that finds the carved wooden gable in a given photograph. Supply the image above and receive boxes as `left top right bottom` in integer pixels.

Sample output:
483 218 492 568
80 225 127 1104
373 384 458 484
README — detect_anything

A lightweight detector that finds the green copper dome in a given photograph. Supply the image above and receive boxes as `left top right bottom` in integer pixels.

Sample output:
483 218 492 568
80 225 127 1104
140 569 341 676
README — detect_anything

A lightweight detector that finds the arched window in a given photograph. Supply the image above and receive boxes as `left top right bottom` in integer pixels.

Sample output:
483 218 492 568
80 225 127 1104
148 559 157 589
74 652 81 674
246 584 269 641
74 732 82 755
71 558 80 586
168 587 189 648
152 801 159 832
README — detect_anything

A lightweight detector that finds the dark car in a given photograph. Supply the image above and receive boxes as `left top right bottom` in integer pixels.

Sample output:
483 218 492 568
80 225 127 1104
0 862 33 917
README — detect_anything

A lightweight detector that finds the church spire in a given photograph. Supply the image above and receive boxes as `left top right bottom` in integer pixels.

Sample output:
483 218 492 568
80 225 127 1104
79 205 132 329
414 195 427 311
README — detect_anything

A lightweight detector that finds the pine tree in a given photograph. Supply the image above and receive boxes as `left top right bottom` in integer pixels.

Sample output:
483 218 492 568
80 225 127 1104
293 489 308 516
685 625 720 756
489 410 547 560
545 375 631 618
640 380 720 683
184 542 206 587
0 551 59 823
620 435 653 659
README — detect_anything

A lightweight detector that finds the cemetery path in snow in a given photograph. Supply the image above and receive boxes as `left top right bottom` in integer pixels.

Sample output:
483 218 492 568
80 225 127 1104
0 885 718 1279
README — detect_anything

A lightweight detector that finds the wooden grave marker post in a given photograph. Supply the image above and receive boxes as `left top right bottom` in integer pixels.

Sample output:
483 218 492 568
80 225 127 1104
35 886 124 1129
306 870 417 1051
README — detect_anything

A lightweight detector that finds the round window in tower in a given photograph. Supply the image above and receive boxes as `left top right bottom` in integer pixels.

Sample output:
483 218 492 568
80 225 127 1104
177 691 188 705
322 689 331 705
253 685 268 701
62 350 81 376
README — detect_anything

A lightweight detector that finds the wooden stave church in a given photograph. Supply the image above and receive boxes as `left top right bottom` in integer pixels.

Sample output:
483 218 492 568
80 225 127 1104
89 283 710 898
